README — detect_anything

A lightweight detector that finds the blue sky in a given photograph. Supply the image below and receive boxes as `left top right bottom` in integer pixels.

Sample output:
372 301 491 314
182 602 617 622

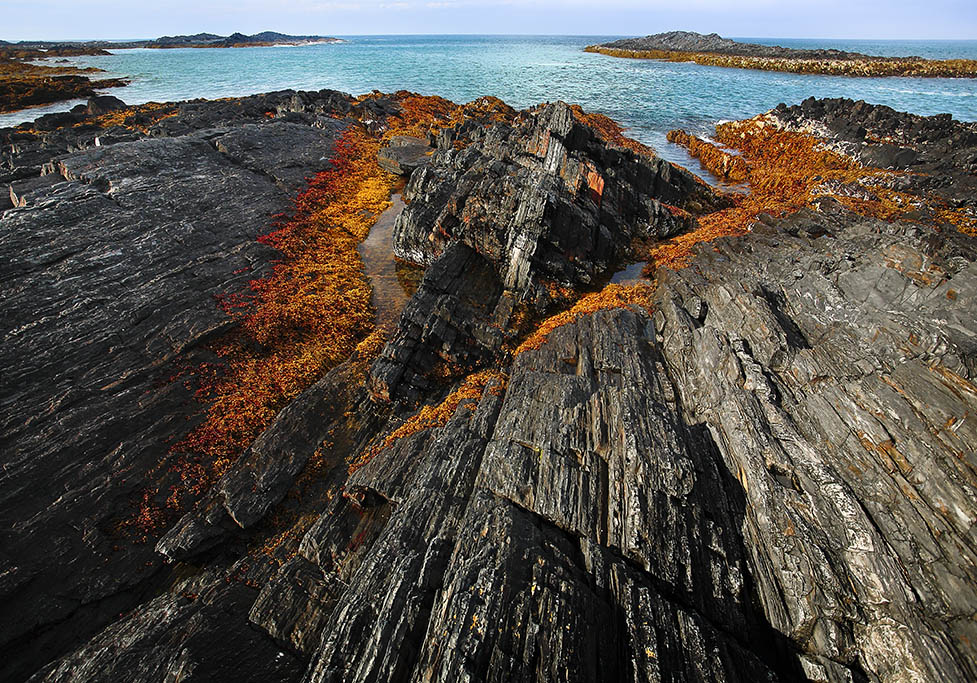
3 0 976 41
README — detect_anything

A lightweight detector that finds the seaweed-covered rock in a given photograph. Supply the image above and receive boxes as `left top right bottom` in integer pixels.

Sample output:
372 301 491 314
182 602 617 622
5 96 977 683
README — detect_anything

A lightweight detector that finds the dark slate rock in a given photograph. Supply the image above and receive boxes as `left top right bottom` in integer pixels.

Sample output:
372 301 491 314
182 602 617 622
0 95 351 680
377 135 433 175
30 566 303 683
209 120 349 193
7 174 60 207
7 95 977 683
86 95 127 116
770 97 977 202
157 346 385 562
368 243 506 405
393 101 719 288
370 101 723 404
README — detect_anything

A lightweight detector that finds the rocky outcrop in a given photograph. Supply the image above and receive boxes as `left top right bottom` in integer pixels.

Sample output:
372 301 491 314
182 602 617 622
371 100 721 403
0 71 129 114
599 31 879 61
587 33 977 78
3 95 977 683
0 88 367 682
377 135 433 175
392 101 716 282
768 97 977 202
146 32 343 48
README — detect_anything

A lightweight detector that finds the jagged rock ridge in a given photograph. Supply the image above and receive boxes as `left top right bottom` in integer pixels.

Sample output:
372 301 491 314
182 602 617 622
2 94 976 683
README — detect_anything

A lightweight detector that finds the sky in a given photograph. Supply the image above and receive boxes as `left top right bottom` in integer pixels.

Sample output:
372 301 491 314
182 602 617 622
2 0 976 41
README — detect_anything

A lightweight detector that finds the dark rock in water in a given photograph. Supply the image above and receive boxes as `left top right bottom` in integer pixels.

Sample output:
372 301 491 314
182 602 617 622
86 95 127 115
369 243 508 405
4 95 977 683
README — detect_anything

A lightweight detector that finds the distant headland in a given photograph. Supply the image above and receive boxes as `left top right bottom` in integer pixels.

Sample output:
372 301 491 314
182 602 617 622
585 30 977 77
0 32 343 113
1 31 343 51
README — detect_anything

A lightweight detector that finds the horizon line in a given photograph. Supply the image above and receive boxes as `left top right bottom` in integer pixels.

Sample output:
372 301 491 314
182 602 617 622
5 32 977 43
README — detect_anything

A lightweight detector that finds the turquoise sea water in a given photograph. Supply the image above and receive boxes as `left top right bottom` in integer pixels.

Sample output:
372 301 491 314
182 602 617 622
5 35 977 154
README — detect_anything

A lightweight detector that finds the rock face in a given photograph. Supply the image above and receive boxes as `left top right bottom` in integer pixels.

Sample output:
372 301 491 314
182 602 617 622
769 97 977 201
392 101 715 282
3 95 977 683
0 88 368 682
371 101 720 404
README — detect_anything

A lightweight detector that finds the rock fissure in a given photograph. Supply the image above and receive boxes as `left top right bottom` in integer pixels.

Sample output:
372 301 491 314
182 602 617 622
3 92 977 682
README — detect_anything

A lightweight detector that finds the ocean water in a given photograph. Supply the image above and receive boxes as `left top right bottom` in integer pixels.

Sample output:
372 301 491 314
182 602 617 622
4 35 977 156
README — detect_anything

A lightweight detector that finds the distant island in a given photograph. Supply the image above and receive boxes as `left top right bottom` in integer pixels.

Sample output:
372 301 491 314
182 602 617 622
585 30 977 77
0 32 343 113
143 31 344 49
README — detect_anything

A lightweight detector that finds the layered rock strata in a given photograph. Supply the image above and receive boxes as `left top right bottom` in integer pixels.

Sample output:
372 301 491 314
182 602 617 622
0 89 366 682
2 94 976 683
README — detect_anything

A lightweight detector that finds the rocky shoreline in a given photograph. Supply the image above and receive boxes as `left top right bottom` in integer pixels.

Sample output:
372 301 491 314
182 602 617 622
0 46 128 113
587 30 977 78
0 32 342 114
2 90 977 682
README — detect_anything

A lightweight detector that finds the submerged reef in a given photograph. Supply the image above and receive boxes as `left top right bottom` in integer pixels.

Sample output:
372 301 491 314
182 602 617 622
587 30 977 77
1 90 976 682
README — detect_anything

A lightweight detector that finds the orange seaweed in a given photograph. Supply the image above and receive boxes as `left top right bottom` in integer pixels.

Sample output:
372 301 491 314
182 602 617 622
348 369 507 473
584 45 977 78
515 284 655 354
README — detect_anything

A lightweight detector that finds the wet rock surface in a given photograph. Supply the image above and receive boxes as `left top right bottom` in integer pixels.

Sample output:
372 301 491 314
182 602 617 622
392 101 716 281
3 96 977 683
372 100 720 404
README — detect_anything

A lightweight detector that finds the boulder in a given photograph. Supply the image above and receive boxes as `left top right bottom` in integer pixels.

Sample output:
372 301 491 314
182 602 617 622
86 94 127 115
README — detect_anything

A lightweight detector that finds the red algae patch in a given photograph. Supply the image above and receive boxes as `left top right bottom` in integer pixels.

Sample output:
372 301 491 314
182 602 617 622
171 127 390 478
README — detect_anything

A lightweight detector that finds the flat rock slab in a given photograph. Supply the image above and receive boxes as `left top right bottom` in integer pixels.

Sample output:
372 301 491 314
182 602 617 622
377 135 432 175
210 120 348 193
0 117 344 680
